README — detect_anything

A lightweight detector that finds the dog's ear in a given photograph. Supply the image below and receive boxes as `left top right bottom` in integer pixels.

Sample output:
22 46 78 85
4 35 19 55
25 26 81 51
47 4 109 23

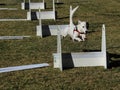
86 22 89 29
78 20 81 24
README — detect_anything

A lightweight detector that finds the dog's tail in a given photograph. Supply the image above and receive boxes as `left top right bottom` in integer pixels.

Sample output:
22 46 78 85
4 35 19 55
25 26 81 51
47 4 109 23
70 6 79 25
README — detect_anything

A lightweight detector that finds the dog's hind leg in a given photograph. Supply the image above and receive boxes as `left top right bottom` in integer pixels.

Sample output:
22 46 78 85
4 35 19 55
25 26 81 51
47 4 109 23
62 27 68 38
73 35 82 42
73 37 82 42
73 31 82 42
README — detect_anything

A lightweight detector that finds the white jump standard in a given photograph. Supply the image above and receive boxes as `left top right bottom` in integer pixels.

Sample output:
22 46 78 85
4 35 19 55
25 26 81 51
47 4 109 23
27 0 55 20
53 24 107 71
36 6 81 37
21 0 45 10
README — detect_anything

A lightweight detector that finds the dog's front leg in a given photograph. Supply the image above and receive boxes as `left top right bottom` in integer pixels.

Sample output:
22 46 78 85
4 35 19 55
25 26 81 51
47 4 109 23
80 34 86 41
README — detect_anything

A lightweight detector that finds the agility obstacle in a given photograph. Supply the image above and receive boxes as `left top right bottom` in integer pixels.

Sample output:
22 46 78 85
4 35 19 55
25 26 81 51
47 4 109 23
0 19 27 21
0 63 49 73
0 36 30 40
36 6 78 37
27 0 55 20
21 0 45 10
53 24 107 71
0 8 17 10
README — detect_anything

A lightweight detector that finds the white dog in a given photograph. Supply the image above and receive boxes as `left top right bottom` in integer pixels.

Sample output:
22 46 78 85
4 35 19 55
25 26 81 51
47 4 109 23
61 6 88 42
62 20 87 42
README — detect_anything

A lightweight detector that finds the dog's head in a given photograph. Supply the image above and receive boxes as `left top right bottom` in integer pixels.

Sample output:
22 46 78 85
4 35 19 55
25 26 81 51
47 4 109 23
77 20 88 33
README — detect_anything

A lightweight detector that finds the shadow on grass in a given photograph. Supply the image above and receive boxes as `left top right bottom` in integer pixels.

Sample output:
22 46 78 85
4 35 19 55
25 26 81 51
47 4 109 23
57 16 69 20
42 25 51 37
25 3 29 10
55 2 64 5
82 49 100 52
0 4 6 5
62 53 74 70
107 53 120 68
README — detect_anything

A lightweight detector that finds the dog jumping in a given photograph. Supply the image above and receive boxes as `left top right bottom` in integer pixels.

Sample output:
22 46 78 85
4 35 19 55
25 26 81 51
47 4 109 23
61 6 88 42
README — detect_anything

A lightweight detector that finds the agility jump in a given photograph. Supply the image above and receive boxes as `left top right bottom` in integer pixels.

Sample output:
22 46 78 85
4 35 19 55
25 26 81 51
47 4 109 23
27 0 55 20
36 6 81 38
21 0 45 10
53 24 107 71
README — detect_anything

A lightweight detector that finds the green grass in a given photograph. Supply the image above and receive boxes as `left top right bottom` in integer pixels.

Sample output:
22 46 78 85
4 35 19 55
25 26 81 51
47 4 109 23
0 0 120 90
0 21 38 36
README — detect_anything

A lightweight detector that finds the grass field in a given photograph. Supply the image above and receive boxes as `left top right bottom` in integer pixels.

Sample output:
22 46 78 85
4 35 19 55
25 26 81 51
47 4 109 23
0 0 120 89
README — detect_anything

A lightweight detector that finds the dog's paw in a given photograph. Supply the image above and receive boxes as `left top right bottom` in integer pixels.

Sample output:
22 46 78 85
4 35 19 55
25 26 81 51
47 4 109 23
73 39 82 42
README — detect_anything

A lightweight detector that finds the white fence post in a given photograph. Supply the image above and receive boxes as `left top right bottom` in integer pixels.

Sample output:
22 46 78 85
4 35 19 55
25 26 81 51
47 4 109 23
53 0 56 20
29 0 31 12
21 0 25 9
57 26 63 71
27 12 31 20
36 8 42 37
39 8 41 25
102 24 107 69
53 0 55 12
27 0 31 20
102 24 106 53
